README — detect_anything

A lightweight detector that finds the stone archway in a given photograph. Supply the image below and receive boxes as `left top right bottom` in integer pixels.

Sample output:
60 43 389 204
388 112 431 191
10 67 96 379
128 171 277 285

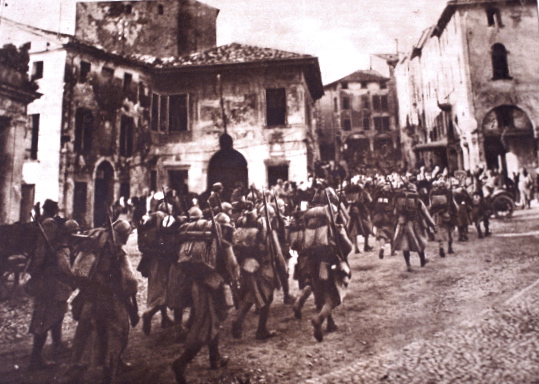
207 134 248 201
94 160 114 227
482 105 536 175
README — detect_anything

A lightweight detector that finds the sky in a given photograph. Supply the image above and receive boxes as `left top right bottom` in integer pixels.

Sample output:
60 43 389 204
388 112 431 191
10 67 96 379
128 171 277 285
0 0 449 84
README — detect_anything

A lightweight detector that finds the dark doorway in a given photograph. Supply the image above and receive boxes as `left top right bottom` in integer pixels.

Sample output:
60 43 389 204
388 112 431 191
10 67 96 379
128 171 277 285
94 161 114 227
168 170 188 195
19 184 35 223
267 165 289 187
484 136 506 171
73 182 88 228
207 134 248 201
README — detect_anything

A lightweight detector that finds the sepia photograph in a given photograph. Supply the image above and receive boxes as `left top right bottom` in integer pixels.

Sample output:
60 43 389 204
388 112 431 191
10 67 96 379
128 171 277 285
0 0 538 383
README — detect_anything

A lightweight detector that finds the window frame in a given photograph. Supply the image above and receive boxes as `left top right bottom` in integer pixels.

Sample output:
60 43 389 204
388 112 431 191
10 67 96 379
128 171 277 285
266 88 287 127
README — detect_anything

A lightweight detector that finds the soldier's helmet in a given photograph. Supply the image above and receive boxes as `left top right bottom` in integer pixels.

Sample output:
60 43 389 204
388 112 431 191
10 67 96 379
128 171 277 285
221 202 233 215
113 219 132 244
188 207 203 220
215 211 231 225
212 182 224 193
62 219 81 236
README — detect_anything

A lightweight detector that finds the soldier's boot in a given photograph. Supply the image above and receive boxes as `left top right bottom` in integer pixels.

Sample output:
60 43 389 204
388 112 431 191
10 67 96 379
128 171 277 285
142 309 156 336
173 308 187 343
419 251 429 267
379 247 384 259
51 320 68 356
448 241 454 254
209 336 229 370
403 251 412 271
28 333 55 371
364 235 374 252
171 344 202 384
160 307 174 329
293 285 312 319
484 221 491 237
438 241 446 258
326 314 338 333
231 302 252 339
255 304 277 340
310 315 324 342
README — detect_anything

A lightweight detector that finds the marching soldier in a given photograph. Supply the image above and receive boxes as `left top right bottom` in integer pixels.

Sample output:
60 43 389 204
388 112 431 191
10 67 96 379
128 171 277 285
27 218 80 370
171 206 240 384
393 183 436 272
346 182 374 253
62 219 139 384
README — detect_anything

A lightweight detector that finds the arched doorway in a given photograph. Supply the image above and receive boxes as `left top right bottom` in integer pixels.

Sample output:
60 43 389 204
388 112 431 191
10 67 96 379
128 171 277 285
207 134 248 201
482 105 536 175
94 161 115 227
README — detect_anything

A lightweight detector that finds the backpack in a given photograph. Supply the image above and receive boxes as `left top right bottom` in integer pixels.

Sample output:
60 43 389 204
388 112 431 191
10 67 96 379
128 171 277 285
71 228 108 283
395 191 419 219
429 186 450 215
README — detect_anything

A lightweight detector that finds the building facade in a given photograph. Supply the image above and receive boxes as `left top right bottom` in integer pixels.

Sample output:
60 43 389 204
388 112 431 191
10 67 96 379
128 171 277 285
396 0 539 176
316 62 400 175
2 0 323 227
0 43 41 224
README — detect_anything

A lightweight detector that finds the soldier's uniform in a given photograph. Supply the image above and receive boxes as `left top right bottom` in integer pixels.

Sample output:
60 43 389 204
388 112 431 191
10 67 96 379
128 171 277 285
63 220 138 384
27 218 79 370
171 212 240 384
393 184 436 271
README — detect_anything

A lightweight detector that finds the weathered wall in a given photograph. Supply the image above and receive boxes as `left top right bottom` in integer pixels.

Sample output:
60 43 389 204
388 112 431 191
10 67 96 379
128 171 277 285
75 0 218 57
463 2 539 173
150 65 314 192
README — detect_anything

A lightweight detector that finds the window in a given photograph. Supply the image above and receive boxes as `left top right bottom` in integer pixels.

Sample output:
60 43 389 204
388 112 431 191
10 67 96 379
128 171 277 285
160 95 168 131
123 72 132 92
158 4 164 15
29 114 39 160
361 82 368 89
374 116 391 132
342 118 351 131
342 95 350 110
341 82 348 89
32 61 43 80
381 95 389 111
120 182 130 199
169 94 188 132
492 43 511 80
120 115 134 157
486 7 502 27
102 66 114 79
125 4 132 14
380 81 387 89
362 95 370 110
333 97 338 112
151 93 159 131
80 61 91 83
363 117 371 130
74 108 94 153
266 88 286 127
373 95 381 111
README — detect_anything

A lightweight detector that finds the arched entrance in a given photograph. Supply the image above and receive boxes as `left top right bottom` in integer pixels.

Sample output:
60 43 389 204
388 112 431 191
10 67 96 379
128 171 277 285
94 161 114 227
482 105 536 175
207 134 248 201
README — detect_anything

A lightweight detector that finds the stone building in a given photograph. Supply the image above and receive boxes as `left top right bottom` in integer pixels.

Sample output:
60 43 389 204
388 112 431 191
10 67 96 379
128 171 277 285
396 0 539 176
0 43 41 224
0 18 71 221
2 0 323 226
316 57 400 175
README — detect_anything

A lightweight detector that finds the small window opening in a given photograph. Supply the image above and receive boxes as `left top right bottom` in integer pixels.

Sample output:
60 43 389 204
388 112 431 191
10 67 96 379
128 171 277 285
158 4 164 15
342 118 351 131
342 96 350 110
80 61 91 83
341 82 348 89
125 4 132 14
32 61 43 80
486 8 502 27
123 72 132 92
491 43 511 80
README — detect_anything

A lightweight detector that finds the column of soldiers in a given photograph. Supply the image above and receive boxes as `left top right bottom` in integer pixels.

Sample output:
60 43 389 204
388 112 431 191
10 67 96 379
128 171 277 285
22 166 497 384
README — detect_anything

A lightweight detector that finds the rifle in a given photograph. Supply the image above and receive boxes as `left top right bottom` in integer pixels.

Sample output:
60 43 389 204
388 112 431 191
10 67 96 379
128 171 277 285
325 189 346 262
208 205 239 309
261 189 282 289
105 203 139 327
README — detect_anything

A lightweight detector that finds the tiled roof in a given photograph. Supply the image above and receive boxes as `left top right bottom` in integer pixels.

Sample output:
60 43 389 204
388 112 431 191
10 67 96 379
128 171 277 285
325 70 388 87
135 42 316 68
